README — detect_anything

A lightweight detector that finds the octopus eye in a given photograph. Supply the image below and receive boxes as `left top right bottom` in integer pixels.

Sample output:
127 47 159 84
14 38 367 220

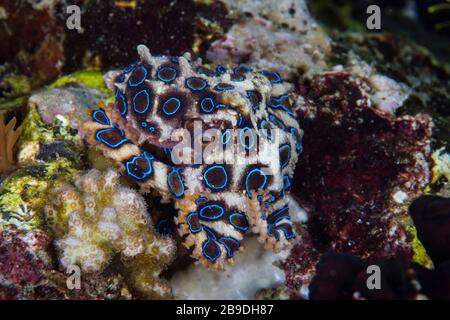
203 165 229 191
161 97 182 116
199 203 225 221
228 212 249 232
267 94 294 116
92 109 110 126
132 89 151 114
279 144 291 169
157 65 178 83
245 167 268 198
124 152 154 181
185 77 208 91
128 65 148 87
186 212 202 233
167 167 185 198
202 237 222 263
260 70 282 84
95 125 128 149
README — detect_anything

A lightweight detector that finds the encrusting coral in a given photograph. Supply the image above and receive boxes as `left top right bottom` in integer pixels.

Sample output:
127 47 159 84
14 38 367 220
45 168 176 299
0 114 22 173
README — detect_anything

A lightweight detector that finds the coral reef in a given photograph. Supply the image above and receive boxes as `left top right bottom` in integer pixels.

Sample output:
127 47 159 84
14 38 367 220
281 70 432 297
45 169 176 299
82 45 303 270
0 114 22 173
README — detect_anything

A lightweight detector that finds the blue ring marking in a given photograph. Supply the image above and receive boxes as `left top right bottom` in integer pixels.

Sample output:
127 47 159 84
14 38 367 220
258 120 272 141
260 70 282 83
228 212 249 232
115 74 125 83
202 238 221 263
238 113 243 127
124 152 154 181
203 225 217 240
233 65 252 74
282 175 292 195
203 165 228 190
230 74 245 82
196 196 208 205
268 223 295 241
279 144 291 169
245 168 268 198
95 126 128 149
221 130 232 144
290 127 302 151
239 127 255 150
267 95 295 116
133 89 151 114
216 65 227 74
128 65 147 87
140 121 148 128
187 212 202 233
162 97 182 116
157 66 177 83
200 97 216 113
123 62 137 73
214 83 235 91
185 77 208 91
267 205 290 225
199 204 225 221
116 94 128 117
167 167 185 198
149 126 156 133
218 237 240 257
92 109 110 126
269 113 286 130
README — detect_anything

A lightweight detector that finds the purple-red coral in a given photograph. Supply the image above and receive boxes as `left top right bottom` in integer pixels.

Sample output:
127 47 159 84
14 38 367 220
0 227 50 287
282 71 432 297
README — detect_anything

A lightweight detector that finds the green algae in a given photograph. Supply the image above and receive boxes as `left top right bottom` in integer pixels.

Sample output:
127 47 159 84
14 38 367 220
49 71 111 96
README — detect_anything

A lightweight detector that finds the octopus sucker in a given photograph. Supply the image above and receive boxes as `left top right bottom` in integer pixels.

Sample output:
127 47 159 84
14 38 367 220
82 45 303 269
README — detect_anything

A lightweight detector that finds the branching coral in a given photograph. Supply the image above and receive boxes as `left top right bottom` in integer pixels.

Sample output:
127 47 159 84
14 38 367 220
0 113 22 173
45 169 176 299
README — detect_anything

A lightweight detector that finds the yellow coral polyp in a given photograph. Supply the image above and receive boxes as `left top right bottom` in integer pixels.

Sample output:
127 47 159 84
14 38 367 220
46 169 176 299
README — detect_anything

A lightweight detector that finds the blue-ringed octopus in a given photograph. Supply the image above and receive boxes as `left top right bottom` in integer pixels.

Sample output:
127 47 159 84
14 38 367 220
82 45 303 270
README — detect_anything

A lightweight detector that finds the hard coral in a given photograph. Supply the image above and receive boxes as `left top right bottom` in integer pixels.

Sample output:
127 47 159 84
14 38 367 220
0 114 22 173
45 169 176 299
